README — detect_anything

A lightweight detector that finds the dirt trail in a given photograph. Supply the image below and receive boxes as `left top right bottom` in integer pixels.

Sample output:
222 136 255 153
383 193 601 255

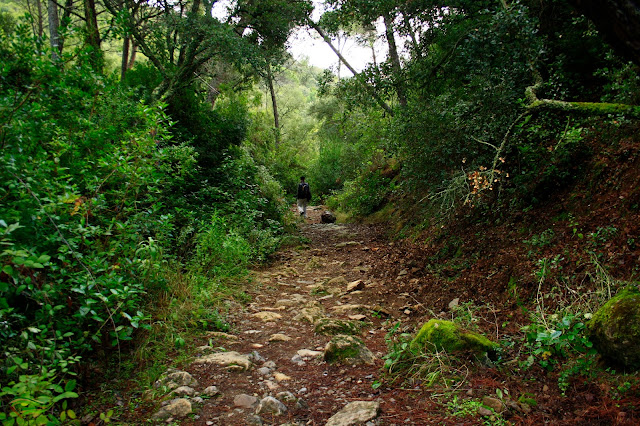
177 206 435 425
146 205 640 425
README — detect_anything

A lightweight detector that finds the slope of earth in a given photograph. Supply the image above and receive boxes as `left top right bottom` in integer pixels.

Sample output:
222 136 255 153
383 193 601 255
136 200 638 425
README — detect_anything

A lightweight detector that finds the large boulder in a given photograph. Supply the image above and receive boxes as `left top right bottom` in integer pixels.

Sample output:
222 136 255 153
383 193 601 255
411 319 498 357
587 286 640 369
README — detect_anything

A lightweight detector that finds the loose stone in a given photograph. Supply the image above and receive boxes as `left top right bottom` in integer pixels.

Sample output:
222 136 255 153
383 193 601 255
255 396 287 416
325 401 380 426
233 394 258 409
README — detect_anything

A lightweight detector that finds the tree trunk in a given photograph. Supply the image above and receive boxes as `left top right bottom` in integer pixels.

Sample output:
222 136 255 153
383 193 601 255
36 0 44 39
383 13 407 107
121 36 130 80
128 42 137 69
47 0 60 60
266 63 281 147
310 21 394 116
83 0 102 71
569 0 640 65
58 0 74 53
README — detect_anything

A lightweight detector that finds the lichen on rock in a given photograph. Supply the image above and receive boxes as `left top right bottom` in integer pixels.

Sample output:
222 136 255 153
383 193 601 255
587 285 640 370
410 319 498 357
324 334 376 365
314 318 362 336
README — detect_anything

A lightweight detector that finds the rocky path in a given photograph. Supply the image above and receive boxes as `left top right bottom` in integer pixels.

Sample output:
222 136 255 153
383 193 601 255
148 207 432 425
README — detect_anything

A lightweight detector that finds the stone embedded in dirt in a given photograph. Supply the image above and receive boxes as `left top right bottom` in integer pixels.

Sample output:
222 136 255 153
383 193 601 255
275 294 306 308
192 351 252 371
274 372 292 382
268 333 293 342
252 311 283 322
249 351 265 362
291 354 306 366
196 345 214 353
587 286 640 369
448 298 460 309
293 302 325 324
482 396 505 413
172 386 196 397
263 380 279 391
346 280 365 293
304 256 324 271
202 386 220 397
255 396 287 416
234 394 258 408
263 360 276 369
257 367 272 376
370 305 392 317
277 391 297 402
325 400 381 426
477 407 493 416
314 318 362 336
323 335 376 365
297 349 323 358
321 210 337 223
151 398 192 421
328 276 348 286
154 370 198 390
335 241 361 248
207 331 239 341
331 304 368 314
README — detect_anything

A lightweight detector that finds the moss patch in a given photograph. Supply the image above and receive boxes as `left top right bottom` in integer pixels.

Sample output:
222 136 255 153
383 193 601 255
411 319 498 356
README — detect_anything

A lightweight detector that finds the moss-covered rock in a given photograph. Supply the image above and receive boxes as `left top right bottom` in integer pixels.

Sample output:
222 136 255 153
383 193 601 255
410 319 498 356
314 318 362 336
323 335 376 365
587 286 640 370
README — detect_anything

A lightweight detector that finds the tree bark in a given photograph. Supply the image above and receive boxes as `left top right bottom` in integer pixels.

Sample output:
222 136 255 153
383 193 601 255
266 63 281 147
47 0 60 60
83 0 102 71
310 21 394 116
121 36 130 80
36 0 44 39
383 13 407 107
569 0 640 65
128 42 137 69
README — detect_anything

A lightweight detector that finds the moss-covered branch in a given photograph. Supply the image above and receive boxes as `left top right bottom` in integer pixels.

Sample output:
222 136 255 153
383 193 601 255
525 70 640 117
527 99 640 117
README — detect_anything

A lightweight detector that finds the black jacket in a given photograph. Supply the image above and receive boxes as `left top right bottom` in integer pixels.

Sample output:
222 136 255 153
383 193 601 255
297 183 311 200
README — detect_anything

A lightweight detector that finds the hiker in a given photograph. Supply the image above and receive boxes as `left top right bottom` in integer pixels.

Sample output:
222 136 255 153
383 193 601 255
297 176 311 218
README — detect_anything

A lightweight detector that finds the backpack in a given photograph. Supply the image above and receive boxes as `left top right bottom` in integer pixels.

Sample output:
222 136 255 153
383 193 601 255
300 183 311 200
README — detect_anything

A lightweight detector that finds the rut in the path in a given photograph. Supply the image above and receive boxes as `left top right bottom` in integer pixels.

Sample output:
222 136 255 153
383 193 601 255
150 212 406 425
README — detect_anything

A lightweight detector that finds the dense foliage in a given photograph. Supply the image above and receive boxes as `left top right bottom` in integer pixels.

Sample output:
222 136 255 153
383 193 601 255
0 0 308 421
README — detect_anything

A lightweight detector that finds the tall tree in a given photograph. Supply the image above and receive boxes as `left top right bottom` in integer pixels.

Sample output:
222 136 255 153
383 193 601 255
47 0 60 60
83 0 102 70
